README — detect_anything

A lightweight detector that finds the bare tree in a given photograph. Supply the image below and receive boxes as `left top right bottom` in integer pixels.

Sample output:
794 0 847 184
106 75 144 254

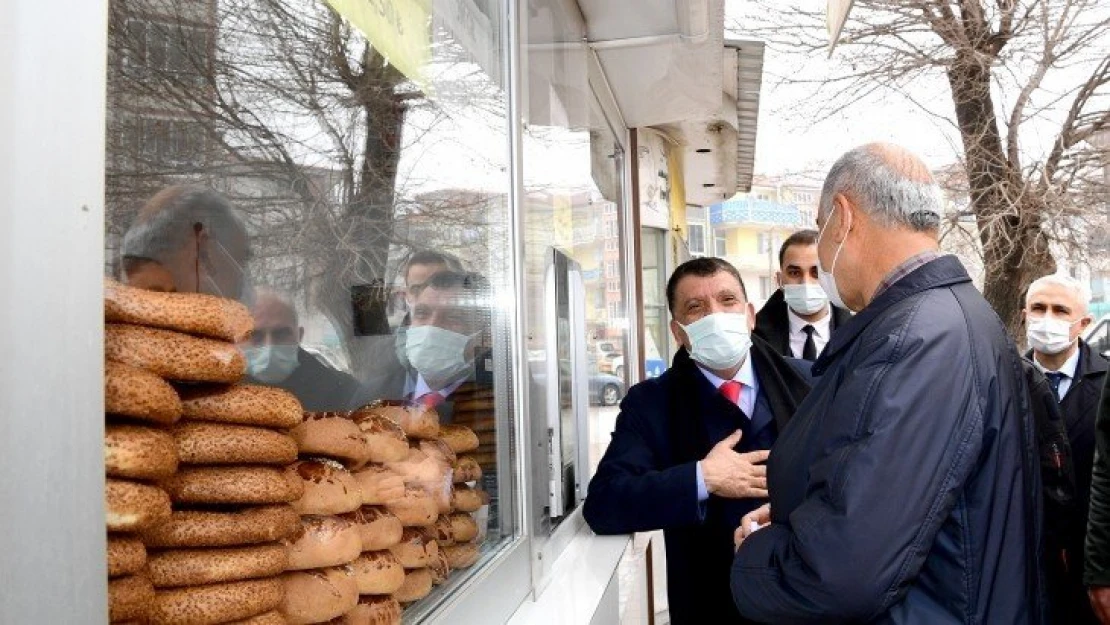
734 0 1110 339
106 0 506 368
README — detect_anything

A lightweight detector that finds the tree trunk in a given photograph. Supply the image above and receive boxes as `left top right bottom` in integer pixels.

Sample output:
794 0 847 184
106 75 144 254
946 52 1055 344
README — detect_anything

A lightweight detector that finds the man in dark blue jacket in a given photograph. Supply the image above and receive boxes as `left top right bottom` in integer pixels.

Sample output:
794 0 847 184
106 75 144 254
584 257 812 624
732 143 1045 624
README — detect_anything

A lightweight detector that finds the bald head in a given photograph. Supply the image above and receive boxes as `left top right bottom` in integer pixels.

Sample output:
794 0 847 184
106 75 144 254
245 288 301 348
819 143 942 234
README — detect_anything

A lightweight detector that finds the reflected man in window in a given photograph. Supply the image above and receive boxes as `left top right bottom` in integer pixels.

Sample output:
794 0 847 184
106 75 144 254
120 185 249 299
242 288 361 412
584 257 813 624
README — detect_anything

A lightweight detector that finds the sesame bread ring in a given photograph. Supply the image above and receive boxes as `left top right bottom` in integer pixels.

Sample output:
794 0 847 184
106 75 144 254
290 459 363 516
141 505 300 548
161 466 304 505
172 422 298 466
451 485 488 514
106 424 179 481
388 527 439 569
429 550 451 585
291 413 372 468
226 611 287 625
449 513 479 543
108 535 148 578
432 515 455 548
452 456 482 484
148 577 284 625
105 278 254 343
443 542 480 570
359 401 439 440
106 324 245 384
439 425 479 454
339 506 403 552
106 360 183 424
107 479 172 532
349 550 405 595
109 574 155 622
384 486 438 528
392 568 433 604
179 384 303 429
283 515 363 571
340 596 401 625
352 466 406 506
280 568 358 625
349 408 410 464
146 543 288 588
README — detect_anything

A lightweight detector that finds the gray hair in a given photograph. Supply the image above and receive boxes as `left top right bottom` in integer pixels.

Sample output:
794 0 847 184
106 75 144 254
818 145 943 232
121 186 247 263
1026 274 1092 315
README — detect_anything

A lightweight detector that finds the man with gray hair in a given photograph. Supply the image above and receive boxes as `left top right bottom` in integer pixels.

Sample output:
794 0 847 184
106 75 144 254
731 143 1045 622
120 185 250 298
1023 275 1104 624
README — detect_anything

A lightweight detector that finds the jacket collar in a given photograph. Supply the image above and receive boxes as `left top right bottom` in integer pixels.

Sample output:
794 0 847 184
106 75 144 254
813 255 971 375
1078 340 1110 379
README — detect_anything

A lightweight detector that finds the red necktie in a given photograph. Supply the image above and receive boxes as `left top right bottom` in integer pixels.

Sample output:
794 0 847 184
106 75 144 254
419 392 444 409
720 380 742 405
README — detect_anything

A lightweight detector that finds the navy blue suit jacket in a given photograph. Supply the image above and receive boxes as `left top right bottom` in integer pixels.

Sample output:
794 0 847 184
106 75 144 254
584 338 812 624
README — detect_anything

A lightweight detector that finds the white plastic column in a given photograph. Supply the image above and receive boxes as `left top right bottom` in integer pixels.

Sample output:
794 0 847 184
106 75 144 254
0 0 109 622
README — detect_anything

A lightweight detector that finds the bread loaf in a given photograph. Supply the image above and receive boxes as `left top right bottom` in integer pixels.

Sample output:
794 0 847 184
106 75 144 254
283 515 362 571
392 567 433 604
179 384 303 429
349 550 405 595
105 278 254 343
142 505 300 548
105 323 245 384
171 422 298 465
340 506 403 552
290 459 363 516
279 568 358 625
105 424 179 481
147 577 284 625
105 360 183 424
146 544 288 588
291 413 372 468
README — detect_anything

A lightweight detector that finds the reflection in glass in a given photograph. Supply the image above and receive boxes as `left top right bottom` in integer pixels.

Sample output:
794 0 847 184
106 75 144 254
105 0 514 617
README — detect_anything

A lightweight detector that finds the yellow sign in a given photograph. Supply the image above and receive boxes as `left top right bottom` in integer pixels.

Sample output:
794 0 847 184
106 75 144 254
324 0 431 88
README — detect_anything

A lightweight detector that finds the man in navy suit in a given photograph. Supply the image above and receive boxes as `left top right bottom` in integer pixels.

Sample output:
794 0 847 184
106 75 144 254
583 257 812 624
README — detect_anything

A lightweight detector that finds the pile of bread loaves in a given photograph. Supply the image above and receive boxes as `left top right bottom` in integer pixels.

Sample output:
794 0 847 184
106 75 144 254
279 400 487 623
105 279 305 624
103 279 488 624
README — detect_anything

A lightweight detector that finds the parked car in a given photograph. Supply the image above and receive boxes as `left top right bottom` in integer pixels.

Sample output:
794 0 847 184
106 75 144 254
528 361 626 406
1084 314 1110 358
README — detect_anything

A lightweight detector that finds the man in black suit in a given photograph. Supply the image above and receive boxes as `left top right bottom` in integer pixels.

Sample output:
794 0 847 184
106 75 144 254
1023 274 1107 624
583 257 812 624
754 229 851 360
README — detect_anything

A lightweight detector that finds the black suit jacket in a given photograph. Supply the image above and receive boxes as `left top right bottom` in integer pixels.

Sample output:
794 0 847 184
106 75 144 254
247 348 361 412
753 288 852 358
583 337 812 624
1028 342 1108 623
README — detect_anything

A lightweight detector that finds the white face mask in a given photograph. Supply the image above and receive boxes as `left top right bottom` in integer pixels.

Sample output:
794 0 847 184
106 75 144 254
681 312 752 371
1027 316 1079 355
783 283 829 316
243 344 300 384
406 325 474 387
816 204 850 311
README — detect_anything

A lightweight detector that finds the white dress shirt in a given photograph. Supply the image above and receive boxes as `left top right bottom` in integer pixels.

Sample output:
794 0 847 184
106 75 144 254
413 374 467 403
1034 346 1081 400
695 355 760 502
787 307 832 359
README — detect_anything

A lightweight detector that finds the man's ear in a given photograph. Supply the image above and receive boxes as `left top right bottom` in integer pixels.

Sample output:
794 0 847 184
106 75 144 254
669 318 687 348
775 271 783 288
832 194 855 243
746 302 756 331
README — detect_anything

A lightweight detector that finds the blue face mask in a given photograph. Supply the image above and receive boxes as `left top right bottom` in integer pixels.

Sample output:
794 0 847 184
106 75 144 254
681 312 751 371
243 344 300 383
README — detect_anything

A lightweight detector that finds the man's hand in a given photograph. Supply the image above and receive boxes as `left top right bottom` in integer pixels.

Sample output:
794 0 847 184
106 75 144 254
734 504 771 551
1089 586 1110 623
701 429 769 499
